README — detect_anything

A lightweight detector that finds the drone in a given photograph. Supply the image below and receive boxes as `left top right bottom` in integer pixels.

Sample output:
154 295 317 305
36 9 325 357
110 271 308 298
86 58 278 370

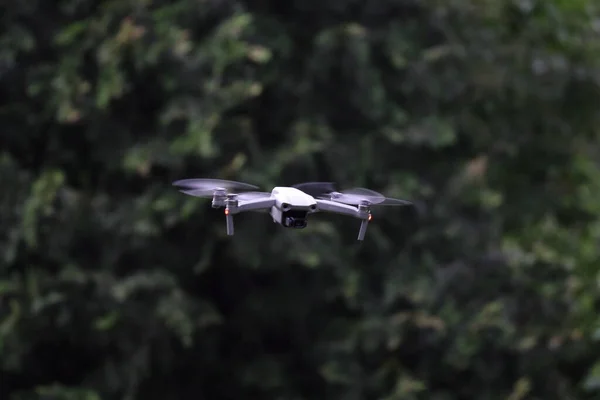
172 178 413 241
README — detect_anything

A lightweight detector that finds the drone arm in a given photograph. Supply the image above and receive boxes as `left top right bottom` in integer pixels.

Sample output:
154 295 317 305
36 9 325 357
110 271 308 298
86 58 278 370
314 199 362 218
219 198 275 236
315 199 371 241
234 198 276 213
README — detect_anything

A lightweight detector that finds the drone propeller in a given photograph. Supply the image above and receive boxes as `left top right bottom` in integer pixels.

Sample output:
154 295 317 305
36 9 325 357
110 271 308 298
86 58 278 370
323 187 413 206
178 189 271 201
173 178 259 198
292 182 338 197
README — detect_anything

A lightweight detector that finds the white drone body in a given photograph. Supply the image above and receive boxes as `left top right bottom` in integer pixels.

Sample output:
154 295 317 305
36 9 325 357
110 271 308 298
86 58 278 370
173 179 412 241
268 187 319 227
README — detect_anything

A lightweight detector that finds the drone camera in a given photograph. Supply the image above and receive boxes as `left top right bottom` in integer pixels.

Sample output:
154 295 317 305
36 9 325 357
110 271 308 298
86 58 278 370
281 203 291 211
281 209 308 229
285 217 307 229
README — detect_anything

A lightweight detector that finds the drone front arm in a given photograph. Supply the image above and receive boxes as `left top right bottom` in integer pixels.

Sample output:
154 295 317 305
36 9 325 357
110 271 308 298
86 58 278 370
314 199 363 219
219 197 275 236
315 199 371 241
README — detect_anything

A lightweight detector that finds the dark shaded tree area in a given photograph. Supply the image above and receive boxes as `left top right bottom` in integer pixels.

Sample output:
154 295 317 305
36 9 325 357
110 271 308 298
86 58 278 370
2 0 600 399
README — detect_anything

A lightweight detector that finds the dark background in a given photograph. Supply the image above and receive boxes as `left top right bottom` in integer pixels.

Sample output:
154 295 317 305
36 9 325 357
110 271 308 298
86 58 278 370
2 0 600 399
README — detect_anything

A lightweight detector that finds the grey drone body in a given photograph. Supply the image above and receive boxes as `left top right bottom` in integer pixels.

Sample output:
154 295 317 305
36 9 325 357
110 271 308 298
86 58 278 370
173 179 412 241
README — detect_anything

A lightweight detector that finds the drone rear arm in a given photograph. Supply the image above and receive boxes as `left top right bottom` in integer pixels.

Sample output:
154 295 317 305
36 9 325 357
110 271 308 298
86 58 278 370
235 198 275 213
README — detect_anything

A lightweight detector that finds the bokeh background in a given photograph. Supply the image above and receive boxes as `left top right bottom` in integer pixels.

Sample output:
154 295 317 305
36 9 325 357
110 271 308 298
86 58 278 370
2 1 600 399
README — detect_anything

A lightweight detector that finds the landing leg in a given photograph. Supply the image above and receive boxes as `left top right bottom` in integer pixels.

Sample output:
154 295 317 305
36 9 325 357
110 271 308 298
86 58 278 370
357 219 369 241
226 214 234 235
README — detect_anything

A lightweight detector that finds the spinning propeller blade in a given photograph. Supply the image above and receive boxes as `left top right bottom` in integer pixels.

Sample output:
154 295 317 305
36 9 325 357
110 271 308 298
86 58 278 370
173 178 259 198
322 187 413 206
292 182 338 197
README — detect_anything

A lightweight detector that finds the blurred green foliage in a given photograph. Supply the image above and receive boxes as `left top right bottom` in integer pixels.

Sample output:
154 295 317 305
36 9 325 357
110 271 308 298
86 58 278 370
2 0 600 399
